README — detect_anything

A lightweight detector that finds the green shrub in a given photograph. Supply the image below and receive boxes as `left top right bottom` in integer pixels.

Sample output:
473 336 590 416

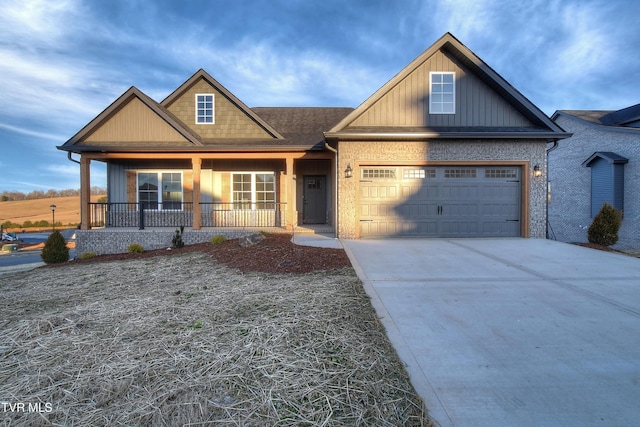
588 202 622 247
128 243 144 253
210 235 227 245
79 252 97 260
41 230 69 264
172 226 185 249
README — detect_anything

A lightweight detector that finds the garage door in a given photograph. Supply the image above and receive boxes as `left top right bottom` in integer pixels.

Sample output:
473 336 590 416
359 166 521 238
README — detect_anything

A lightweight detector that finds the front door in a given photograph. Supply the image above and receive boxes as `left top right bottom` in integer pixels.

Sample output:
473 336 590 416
303 175 327 224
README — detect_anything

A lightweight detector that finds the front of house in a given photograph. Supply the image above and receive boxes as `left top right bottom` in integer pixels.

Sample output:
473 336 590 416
58 33 569 254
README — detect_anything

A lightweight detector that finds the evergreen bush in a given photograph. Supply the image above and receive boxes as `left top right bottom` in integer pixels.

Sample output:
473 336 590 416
587 202 622 247
41 230 70 264
172 226 185 249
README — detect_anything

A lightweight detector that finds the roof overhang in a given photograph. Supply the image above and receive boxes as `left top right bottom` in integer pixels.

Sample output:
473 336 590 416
324 129 571 141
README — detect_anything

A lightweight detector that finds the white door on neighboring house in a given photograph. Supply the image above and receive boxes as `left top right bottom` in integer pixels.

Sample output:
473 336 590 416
303 175 327 224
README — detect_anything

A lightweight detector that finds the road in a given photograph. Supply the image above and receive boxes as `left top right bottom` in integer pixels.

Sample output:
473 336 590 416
0 229 76 273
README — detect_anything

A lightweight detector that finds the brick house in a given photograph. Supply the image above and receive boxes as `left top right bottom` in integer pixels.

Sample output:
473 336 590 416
550 104 640 249
58 33 569 254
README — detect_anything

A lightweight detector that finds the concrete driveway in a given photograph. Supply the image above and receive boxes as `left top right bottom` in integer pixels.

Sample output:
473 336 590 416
341 238 640 427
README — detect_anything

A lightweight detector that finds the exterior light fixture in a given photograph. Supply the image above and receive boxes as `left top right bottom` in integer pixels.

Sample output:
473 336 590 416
50 204 57 231
533 165 542 177
344 163 353 178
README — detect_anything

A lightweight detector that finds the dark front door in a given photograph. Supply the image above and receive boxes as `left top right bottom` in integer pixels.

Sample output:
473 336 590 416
303 175 327 224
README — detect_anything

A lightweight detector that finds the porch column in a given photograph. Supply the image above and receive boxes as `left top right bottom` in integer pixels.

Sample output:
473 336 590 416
80 156 91 230
285 156 295 229
192 157 202 230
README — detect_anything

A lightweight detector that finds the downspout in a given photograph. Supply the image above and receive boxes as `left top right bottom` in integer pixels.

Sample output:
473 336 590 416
67 151 81 165
545 140 559 239
324 142 339 238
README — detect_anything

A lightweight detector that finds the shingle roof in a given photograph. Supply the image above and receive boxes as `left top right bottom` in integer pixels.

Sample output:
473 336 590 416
555 104 640 129
252 107 354 148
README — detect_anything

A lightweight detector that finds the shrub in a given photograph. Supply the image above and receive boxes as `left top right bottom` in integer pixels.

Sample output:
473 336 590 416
210 235 227 245
128 243 144 253
79 252 97 260
41 230 69 264
172 226 185 249
588 202 622 247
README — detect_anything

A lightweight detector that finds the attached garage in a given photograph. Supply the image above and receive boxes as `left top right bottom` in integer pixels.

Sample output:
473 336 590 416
359 165 522 238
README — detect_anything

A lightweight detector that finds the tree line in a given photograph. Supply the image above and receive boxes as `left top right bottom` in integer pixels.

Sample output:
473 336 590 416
0 187 106 202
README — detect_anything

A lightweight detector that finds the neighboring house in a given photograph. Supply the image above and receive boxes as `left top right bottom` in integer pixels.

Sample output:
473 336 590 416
550 104 640 249
58 33 569 254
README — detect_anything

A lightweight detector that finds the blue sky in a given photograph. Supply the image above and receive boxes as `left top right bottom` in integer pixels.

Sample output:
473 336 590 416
1 0 638 193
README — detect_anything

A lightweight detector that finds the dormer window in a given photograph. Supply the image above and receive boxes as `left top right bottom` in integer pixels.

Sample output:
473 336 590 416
430 72 455 114
196 94 214 124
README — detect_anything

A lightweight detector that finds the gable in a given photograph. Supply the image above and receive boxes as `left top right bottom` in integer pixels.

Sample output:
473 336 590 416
83 97 191 145
163 74 279 141
350 49 531 128
328 33 569 141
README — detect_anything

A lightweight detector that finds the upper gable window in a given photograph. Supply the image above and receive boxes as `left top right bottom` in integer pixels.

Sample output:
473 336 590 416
195 94 214 124
429 72 455 114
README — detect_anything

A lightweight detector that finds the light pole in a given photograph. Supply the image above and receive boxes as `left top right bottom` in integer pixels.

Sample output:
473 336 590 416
50 204 56 232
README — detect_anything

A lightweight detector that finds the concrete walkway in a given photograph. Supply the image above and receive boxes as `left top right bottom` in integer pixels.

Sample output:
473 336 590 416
340 238 640 427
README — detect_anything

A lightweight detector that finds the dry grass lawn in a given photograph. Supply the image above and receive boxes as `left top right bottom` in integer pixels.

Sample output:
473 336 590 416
1 252 430 426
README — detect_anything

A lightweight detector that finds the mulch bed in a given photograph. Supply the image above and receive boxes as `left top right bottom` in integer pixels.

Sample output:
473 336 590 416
50 233 352 274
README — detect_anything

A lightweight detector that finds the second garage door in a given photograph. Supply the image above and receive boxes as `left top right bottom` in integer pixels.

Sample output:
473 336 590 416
359 166 521 238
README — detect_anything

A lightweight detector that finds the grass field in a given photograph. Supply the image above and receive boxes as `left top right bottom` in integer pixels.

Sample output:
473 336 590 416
0 196 103 230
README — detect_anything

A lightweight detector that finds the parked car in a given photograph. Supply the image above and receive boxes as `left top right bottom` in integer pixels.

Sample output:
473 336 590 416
2 231 19 242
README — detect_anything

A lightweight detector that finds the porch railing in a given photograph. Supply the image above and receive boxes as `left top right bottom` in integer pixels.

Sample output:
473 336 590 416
88 202 285 229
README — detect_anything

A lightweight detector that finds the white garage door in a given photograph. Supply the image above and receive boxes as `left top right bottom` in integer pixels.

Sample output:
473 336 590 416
359 166 521 238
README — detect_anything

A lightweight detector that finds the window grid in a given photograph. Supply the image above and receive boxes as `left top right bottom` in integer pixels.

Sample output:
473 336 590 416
485 169 518 179
138 172 183 210
362 168 396 179
444 168 477 178
196 94 214 124
430 72 455 114
232 172 276 210
403 168 436 179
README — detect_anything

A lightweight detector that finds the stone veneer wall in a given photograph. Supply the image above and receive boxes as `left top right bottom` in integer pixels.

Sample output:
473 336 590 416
75 229 256 255
337 140 547 239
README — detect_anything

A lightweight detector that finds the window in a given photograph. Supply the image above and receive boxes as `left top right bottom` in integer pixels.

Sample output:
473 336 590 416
444 168 476 178
403 168 436 179
138 172 183 210
430 72 455 114
485 169 518 179
195 94 214 124
232 173 276 209
362 168 396 179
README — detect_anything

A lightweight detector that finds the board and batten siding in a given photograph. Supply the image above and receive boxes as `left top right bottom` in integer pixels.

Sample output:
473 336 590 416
84 97 191 145
350 50 531 128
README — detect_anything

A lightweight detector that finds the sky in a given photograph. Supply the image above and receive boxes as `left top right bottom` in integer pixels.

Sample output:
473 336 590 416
1 0 639 194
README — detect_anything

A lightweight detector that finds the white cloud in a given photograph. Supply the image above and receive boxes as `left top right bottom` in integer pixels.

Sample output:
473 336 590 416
0 123 63 141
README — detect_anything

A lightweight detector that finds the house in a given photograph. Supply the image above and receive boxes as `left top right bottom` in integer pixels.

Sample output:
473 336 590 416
58 33 569 254
550 104 640 249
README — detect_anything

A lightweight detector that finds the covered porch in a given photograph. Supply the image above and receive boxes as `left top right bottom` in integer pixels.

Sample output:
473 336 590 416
77 151 336 233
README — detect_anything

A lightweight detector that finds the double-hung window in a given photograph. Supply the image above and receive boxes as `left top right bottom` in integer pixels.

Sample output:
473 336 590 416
232 173 275 209
138 172 183 210
430 72 455 114
196 94 214 124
